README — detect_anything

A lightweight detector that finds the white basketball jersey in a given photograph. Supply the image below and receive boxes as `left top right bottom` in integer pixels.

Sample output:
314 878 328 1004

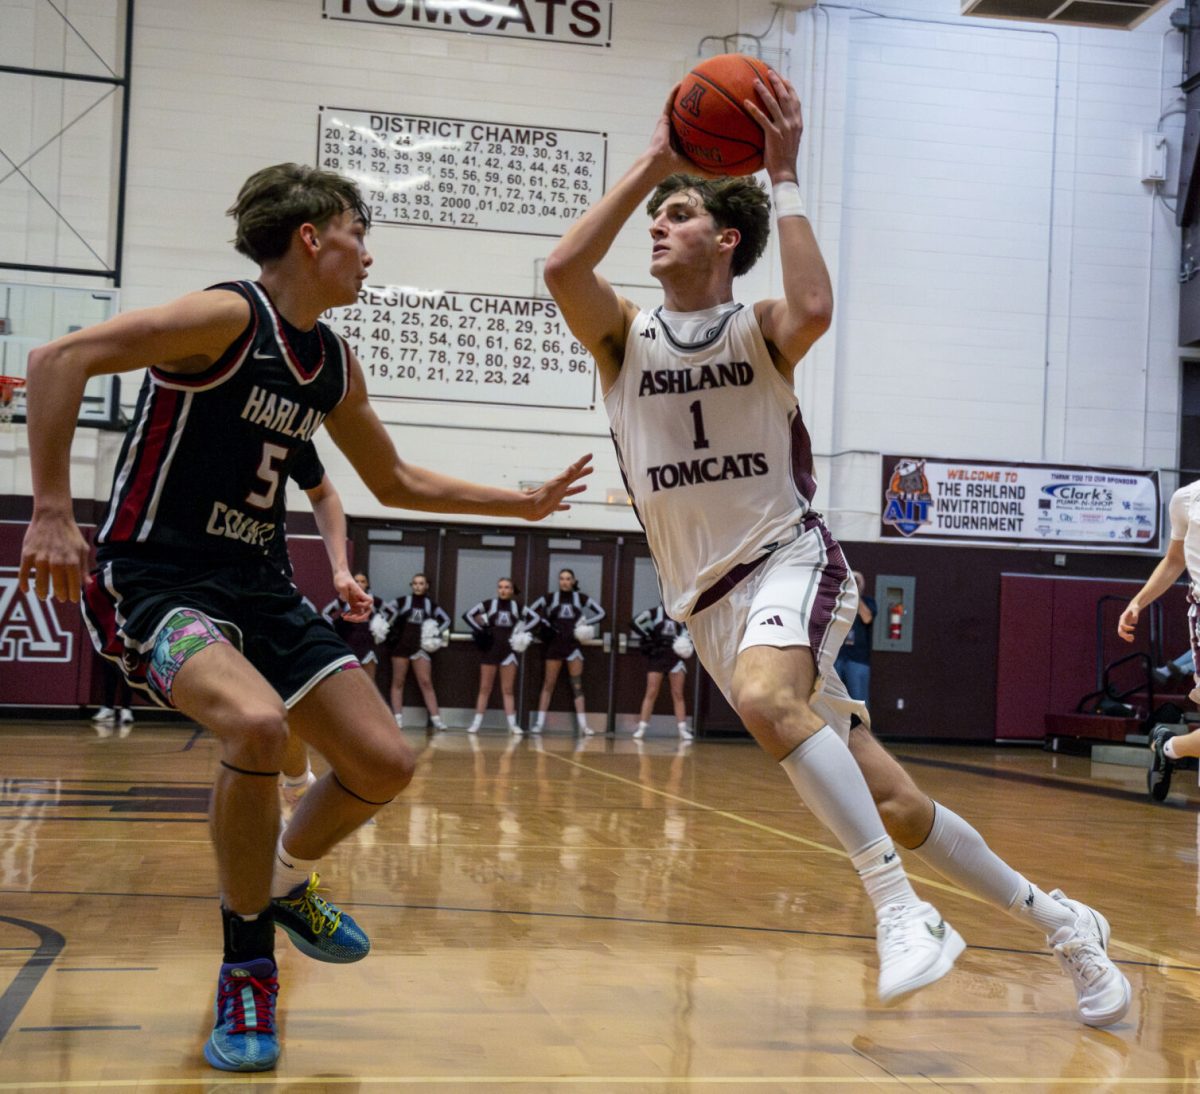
1168 480 1200 592
605 303 815 620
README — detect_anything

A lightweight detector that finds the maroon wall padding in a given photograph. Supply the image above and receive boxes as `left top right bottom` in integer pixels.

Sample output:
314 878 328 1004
286 534 352 615
993 575 1189 740
3 491 1191 739
995 576 1055 739
1 519 95 707
1 510 338 710
838 540 1191 740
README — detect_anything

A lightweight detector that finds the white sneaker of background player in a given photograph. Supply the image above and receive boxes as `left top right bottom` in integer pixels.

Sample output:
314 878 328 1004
875 900 965 1004
280 771 317 816
1047 890 1131 1027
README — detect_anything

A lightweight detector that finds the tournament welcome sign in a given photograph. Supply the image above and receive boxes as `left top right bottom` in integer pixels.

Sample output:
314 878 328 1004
880 455 1161 551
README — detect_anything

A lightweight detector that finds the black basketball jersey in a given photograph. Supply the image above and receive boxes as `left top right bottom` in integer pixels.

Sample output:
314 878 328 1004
96 280 350 562
266 441 325 578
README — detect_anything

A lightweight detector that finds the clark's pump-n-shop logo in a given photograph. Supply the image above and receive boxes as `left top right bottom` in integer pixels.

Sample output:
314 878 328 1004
883 458 934 537
0 567 73 662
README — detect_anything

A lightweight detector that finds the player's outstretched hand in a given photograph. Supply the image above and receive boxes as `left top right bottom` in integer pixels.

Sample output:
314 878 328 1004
742 69 803 183
336 570 373 622
1117 602 1139 643
18 510 90 603
522 454 593 521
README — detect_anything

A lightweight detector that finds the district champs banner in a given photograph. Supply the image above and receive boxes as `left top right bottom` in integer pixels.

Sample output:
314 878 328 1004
880 456 1161 550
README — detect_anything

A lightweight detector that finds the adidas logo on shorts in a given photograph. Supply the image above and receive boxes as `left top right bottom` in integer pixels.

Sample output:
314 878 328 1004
759 615 784 627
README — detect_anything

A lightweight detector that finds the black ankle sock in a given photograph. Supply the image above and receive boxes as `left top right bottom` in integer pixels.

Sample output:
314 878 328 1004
221 906 275 965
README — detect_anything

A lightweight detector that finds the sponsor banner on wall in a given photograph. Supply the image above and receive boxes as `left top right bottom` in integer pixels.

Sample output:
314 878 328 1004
880 456 1161 550
325 0 614 47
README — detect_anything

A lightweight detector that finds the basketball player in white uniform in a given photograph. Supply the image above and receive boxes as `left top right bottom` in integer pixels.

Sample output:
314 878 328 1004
544 71 1129 1022
1119 478 1200 798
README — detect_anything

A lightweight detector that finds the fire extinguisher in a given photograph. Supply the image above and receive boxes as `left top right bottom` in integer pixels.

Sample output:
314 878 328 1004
888 601 904 641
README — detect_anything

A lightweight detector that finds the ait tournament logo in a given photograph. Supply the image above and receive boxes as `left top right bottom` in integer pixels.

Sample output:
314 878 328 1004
883 458 933 537
0 567 73 662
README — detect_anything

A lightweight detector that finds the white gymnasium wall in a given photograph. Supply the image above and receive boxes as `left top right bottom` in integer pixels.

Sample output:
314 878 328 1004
0 0 1185 544
787 0 1184 540
0 0 123 278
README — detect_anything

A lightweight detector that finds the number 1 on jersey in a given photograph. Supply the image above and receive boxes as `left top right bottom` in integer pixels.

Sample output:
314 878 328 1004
688 400 710 450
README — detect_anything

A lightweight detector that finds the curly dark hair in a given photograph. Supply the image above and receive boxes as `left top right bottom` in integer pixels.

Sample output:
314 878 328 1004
227 163 371 264
646 174 770 278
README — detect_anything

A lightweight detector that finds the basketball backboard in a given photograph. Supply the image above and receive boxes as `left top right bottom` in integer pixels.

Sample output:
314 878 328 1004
0 281 121 427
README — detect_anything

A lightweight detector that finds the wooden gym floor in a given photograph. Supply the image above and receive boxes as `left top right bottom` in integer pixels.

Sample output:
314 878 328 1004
2 719 1200 1092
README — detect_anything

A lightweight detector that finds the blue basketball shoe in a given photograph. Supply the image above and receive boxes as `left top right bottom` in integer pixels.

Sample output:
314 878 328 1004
271 872 370 963
203 957 280 1072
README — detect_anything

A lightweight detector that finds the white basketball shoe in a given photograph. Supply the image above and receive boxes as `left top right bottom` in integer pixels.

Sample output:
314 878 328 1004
1047 890 1131 1027
876 900 966 1004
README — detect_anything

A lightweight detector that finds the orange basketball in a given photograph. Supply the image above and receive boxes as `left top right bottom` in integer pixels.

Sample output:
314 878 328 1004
670 53 774 176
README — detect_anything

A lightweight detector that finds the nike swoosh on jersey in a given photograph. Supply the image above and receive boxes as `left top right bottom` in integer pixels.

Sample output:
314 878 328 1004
253 349 277 360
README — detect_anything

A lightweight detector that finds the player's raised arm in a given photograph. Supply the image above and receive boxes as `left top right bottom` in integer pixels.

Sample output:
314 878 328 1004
745 71 833 379
19 290 251 602
543 92 697 391
325 349 592 521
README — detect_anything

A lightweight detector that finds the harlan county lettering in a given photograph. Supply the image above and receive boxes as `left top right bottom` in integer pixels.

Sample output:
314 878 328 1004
239 385 326 441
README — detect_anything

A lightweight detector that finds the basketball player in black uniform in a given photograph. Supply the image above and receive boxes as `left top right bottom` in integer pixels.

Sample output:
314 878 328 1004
383 573 451 730
529 568 606 735
464 578 538 734
631 602 693 741
544 79 1128 1020
19 162 592 1072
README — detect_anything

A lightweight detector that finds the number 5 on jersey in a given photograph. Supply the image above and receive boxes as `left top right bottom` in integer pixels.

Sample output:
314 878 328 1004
246 442 289 509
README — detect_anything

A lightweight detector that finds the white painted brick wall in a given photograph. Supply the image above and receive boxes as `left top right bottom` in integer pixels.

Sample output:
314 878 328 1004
0 0 1185 546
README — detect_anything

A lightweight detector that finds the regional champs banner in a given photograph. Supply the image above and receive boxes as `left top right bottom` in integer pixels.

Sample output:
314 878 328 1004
880 456 1161 550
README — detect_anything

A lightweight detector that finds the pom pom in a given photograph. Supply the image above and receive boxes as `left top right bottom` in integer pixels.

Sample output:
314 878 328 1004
672 632 694 659
510 629 532 653
369 613 389 644
574 621 596 643
420 618 442 653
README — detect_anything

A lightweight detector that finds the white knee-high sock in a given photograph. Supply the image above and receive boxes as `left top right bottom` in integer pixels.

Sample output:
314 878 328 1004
780 726 919 914
912 802 1074 933
271 833 318 898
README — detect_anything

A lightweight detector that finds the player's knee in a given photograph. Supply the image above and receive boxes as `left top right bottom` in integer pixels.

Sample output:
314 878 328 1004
733 677 807 734
373 739 417 797
221 702 289 768
875 786 931 848
347 735 416 800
